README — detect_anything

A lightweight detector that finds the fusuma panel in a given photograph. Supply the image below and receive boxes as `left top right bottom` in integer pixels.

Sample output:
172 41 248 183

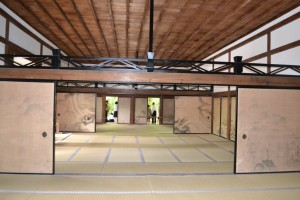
96 97 103 123
174 96 212 134
135 98 147 124
236 88 300 173
230 97 236 141
213 98 221 136
0 81 54 174
118 97 131 124
57 93 96 132
163 99 175 125
220 97 228 138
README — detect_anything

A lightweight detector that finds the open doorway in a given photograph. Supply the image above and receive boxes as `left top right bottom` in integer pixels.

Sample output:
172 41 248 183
106 96 118 123
148 97 160 124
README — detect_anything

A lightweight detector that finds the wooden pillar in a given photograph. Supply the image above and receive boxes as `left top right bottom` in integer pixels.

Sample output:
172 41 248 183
102 95 106 123
159 96 163 124
130 96 135 124
267 32 271 74
226 52 232 140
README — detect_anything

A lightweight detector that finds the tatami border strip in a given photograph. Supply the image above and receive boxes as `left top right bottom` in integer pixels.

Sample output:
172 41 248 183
1 186 300 195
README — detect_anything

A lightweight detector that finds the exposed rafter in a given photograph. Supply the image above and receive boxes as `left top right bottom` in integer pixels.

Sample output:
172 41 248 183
70 0 102 56
107 0 120 57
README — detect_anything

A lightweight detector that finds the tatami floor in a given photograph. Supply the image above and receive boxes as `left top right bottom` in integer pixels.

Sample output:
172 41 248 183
1 124 300 200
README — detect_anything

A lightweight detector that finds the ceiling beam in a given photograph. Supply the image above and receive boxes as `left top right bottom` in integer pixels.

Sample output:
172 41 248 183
57 86 212 96
53 0 93 57
126 0 129 57
1 68 299 88
136 0 149 58
34 0 85 56
153 0 189 58
70 0 102 56
107 0 120 57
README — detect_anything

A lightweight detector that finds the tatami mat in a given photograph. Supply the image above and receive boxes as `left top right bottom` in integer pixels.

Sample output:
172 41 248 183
170 148 214 162
108 148 141 162
2 124 299 200
142 148 178 162
70 147 109 162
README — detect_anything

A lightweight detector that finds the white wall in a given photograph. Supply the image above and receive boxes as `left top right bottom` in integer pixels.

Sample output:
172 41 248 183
231 35 267 60
0 15 6 37
271 19 300 49
205 6 300 60
9 23 40 55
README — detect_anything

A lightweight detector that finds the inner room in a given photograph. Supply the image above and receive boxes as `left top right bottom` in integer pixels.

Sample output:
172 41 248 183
0 1 300 199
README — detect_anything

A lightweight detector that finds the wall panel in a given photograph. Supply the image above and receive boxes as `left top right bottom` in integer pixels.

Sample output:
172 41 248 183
135 98 147 124
57 93 96 132
96 97 102 123
271 19 300 49
220 97 228 138
163 98 175 125
174 96 212 133
213 98 221 136
0 15 5 37
118 97 131 124
230 97 236 141
9 23 40 55
0 81 54 173
236 88 300 173
231 36 267 60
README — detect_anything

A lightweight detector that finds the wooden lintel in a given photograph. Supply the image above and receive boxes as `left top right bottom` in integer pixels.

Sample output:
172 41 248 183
57 87 211 96
213 91 237 97
0 68 300 88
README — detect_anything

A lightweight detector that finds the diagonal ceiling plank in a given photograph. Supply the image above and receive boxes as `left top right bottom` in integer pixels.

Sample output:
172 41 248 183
89 0 111 57
189 0 289 60
107 0 120 57
184 0 272 60
34 0 86 56
158 0 207 59
126 0 129 57
53 0 94 57
168 0 244 60
70 0 103 57
135 0 149 58
17 0 77 56
153 0 190 59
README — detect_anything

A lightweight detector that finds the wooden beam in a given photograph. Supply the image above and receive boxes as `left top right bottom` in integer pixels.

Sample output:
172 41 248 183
17 1 77 56
34 0 85 56
57 87 212 96
70 0 102 56
89 0 111 57
136 1 149 58
126 0 129 58
107 0 120 57
1 68 300 87
53 0 94 57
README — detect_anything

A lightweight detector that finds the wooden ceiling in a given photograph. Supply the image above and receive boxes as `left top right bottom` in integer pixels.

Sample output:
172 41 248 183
2 0 300 60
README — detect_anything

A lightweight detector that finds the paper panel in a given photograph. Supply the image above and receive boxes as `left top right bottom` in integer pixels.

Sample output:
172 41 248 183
163 99 175 125
57 93 96 132
135 98 147 124
213 98 221 136
174 96 212 134
236 88 300 173
118 97 131 124
0 81 54 173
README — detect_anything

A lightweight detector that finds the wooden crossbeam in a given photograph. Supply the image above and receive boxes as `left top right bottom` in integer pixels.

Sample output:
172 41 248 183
0 68 300 87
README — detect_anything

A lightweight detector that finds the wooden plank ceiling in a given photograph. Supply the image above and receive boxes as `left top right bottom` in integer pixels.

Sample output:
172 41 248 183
2 0 300 60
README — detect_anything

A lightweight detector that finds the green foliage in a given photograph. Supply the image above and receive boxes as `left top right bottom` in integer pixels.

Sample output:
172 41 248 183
106 96 117 114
